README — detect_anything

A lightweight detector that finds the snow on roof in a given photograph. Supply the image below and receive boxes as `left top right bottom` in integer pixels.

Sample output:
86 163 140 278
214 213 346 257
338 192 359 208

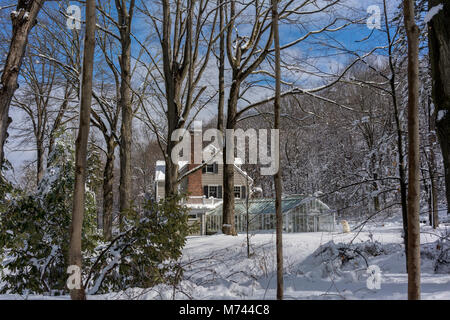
203 144 222 163
155 143 250 182
155 160 188 182
206 195 331 216
185 200 223 210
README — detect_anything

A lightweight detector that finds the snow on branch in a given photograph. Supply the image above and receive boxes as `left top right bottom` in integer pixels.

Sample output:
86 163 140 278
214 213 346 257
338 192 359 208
424 4 443 24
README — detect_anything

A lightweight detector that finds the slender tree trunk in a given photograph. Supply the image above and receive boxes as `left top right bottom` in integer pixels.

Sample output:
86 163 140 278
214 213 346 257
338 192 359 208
392 72 409 266
48 85 71 160
403 0 421 300
117 0 134 228
217 0 225 133
272 0 283 301
36 138 44 184
431 172 439 228
428 174 438 228
383 0 409 266
68 0 96 301
428 0 450 215
372 171 380 212
246 177 250 258
102 136 115 241
430 160 439 228
0 0 44 172
427 186 432 226
394 103 409 262
427 97 439 228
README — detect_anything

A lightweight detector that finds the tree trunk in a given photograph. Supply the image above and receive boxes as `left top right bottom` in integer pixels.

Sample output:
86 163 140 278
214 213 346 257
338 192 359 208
272 0 283 301
160 0 186 198
103 135 115 241
428 0 450 215
117 0 134 228
0 0 44 172
394 103 409 264
392 74 409 266
164 151 179 198
372 171 380 212
383 0 409 267
217 0 225 133
246 177 250 258
36 138 44 184
222 157 235 235
68 0 96 301
403 0 421 300
221 0 274 236
222 80 239 236
427 96 439 228
48 84 72 164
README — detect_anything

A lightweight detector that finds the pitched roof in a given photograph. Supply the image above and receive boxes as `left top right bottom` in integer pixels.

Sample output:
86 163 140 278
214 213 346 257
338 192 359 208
154 160 188 181
154 143 251 182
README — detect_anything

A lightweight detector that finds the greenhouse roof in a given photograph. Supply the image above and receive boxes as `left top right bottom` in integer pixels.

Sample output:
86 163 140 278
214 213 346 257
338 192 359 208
206 195 330 216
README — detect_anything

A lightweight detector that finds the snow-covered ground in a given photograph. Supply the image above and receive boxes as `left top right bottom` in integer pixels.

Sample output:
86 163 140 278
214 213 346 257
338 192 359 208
1 216 449 300
97 214 450 300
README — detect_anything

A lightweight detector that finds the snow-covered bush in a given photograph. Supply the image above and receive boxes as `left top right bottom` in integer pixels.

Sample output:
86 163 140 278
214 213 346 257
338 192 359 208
421 238 450 274
0 138 99 295
302 240 402 281
84 195 193 294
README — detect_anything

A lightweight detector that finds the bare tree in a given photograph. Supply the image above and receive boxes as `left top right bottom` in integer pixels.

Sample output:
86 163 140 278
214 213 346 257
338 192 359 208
11 33 74 185
139 0 219 197
222 0 274 235
0 0 45 174
221 0 354 235
114 0 135 229
428 0 450 215
383 0 409 265
402 0 421 300
271 0 283 301
90 25 120 241
68 0 96 300
421 91 439 229
91 79 120 240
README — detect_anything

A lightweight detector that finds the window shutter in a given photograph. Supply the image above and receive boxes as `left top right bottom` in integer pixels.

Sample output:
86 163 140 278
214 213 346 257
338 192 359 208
213 162 218 173
203 185 208 197
218 185 222 199
241 186 246 199
202 161 206 173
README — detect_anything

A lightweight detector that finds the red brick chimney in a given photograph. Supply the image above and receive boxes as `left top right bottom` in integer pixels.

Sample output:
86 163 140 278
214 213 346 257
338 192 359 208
187 128 203 203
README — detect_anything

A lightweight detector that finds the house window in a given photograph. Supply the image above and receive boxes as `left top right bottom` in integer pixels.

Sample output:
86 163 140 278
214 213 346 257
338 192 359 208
206 164 215 173
209 186 218 198
204 185 222 199
203 162 218 174
234 186 241 198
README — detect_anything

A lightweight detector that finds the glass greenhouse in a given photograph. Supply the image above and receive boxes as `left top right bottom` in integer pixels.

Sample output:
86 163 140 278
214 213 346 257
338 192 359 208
205 195 335 234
